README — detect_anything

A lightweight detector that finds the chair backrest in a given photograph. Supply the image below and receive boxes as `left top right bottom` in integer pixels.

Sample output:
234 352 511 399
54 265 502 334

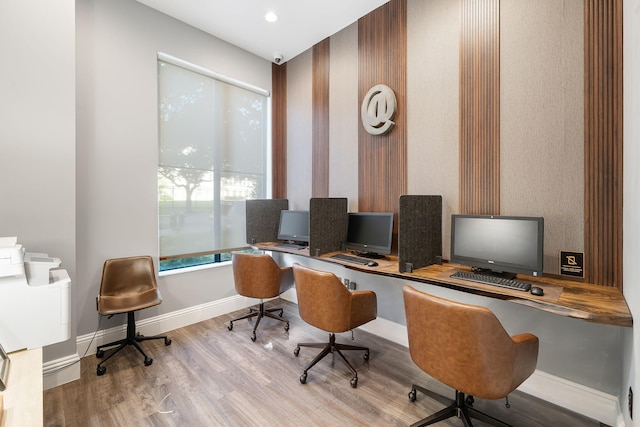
292 263 361 333
403 285 538 400
232 253 291 299
98 256 162 315
100 256 157 297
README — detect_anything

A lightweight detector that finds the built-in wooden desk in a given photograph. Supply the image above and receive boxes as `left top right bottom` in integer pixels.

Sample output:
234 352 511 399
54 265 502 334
257 243 632 327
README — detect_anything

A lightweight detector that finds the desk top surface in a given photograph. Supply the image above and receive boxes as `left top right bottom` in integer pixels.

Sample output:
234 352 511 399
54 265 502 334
0 347 43 427
257 243 632 327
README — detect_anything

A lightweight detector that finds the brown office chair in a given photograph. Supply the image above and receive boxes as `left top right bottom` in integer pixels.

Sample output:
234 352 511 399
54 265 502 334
228 253 294 341
95 256 171 376
402 285 539 427
292 263 377 388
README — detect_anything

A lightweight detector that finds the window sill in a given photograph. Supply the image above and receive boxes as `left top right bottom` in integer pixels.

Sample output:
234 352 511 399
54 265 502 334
159 260 232 277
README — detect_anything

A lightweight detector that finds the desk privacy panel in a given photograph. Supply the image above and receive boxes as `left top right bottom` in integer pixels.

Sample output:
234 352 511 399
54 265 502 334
245 199 289 245
398 195 442 273
309 198 348 256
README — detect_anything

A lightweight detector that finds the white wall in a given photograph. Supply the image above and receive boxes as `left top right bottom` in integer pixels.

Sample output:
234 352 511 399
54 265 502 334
74 0 271 344
328 23 359 211
622 0 640 424
0 0 76 361
500 0 584 275
285 49 313 210
407 0 459 254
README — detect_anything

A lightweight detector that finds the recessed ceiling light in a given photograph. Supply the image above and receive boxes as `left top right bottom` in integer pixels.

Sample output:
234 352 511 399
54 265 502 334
265 12 278 23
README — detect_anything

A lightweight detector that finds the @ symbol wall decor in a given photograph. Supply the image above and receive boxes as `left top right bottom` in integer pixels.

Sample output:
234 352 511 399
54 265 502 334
361 84 397 135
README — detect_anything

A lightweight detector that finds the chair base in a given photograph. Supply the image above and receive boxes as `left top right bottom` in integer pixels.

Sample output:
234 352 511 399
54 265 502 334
409 386 512 427
227 301 289 341
294 332 370 388
96 311 171 376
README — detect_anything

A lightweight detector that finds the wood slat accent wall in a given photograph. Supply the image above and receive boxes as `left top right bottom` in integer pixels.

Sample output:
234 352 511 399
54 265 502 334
312 39 331 198
357 0 407 214
459 0 500 215
271 62 287 198
584 0 623 289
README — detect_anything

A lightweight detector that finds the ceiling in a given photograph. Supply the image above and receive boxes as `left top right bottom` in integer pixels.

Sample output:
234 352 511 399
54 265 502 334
136 0 390 64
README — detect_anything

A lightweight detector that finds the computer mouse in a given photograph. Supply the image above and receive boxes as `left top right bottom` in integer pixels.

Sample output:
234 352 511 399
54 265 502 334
530 286 544 296
367 261 378 267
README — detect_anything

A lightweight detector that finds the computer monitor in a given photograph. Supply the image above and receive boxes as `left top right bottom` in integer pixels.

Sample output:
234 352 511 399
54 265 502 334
343 212 394 259
450 214 544 278
277 210 310 245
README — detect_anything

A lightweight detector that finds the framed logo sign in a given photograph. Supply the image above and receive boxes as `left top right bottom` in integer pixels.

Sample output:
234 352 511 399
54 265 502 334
560 250 584 278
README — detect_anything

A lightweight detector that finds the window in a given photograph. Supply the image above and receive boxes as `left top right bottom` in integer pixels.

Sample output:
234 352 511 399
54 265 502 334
158 53 270 271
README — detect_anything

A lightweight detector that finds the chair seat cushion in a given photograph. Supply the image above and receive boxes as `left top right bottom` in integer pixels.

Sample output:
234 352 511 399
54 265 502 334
98 288 162 315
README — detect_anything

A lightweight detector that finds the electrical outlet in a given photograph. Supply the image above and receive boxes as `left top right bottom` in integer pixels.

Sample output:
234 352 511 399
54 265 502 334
629 386 633 419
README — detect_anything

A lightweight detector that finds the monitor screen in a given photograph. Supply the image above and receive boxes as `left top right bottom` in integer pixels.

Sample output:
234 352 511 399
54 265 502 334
343 212 394 258
450 214 544 278
277 210 309 244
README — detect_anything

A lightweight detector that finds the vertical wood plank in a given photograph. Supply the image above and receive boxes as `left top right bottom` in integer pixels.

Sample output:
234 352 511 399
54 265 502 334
271 62 287 198
312 39 331 198
459 0 500 215
357 0 407 216
583 0 623 289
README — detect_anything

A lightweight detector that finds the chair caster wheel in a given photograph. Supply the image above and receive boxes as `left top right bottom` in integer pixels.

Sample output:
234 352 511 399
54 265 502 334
363 351 370 361
97 366 106 376
284 322 290 332
96 349 104 358
350 377 358 388
294 346 300 356
465 396 475 406
251 333 257 342
279 310 284 317
144 357 153 366
228 322 233 331
300 373 307 384
408 388 417 402
165 338 172 345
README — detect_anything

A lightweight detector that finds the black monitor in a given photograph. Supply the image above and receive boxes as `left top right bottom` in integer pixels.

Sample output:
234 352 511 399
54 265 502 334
277 210 309 245
450 214 544 278
343 212 394 259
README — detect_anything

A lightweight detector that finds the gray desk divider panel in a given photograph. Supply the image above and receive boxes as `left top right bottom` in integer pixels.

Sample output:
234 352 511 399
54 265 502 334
309 198 348 257
245 199 289 245
398 195 442 273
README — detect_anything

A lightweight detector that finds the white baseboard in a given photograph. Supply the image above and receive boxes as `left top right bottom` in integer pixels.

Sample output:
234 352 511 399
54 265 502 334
44 294 255 390
518 369 622 427
44 292 621 425
76 294 255 357
43 353 81 390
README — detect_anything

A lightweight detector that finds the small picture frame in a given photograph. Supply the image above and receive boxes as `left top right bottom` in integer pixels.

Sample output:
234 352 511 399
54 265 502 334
0 342 9 391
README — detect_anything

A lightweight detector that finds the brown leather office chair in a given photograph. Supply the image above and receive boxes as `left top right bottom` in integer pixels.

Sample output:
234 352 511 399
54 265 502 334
292 263 377 388
402 285 539 427
95 256 171 376
228 253 293 341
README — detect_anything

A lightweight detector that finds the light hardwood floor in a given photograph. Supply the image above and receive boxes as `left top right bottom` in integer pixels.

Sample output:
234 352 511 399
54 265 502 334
44 300 606 427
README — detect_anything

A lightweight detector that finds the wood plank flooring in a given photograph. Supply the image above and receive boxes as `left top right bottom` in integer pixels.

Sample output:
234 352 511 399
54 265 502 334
44 300 607 427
